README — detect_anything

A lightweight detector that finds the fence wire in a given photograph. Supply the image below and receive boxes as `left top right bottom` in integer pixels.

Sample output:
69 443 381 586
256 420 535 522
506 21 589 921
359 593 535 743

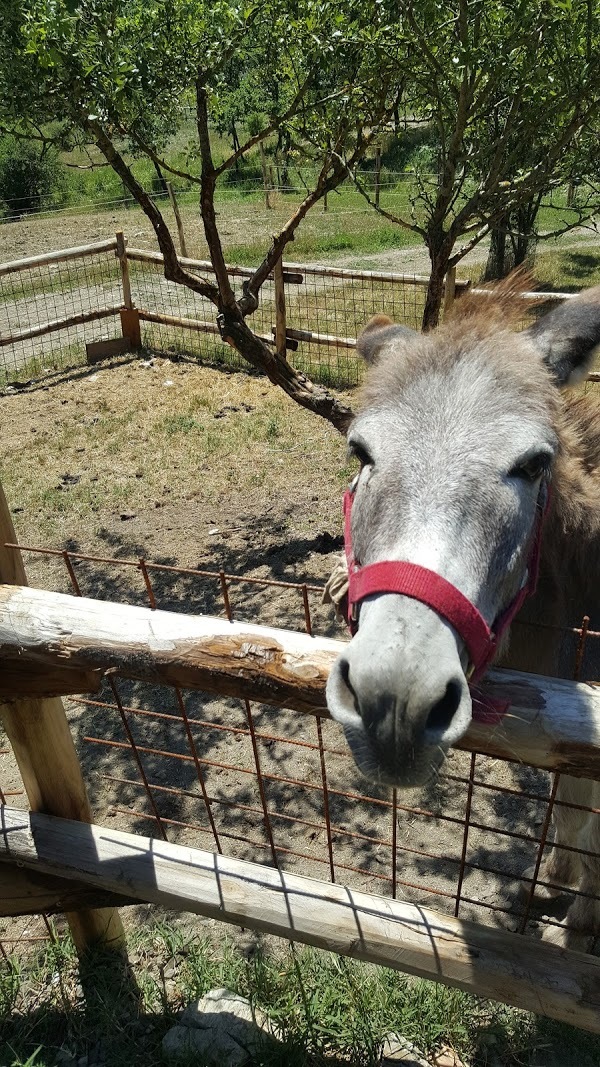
0 246 122 387
0 235 580 392
2 540 599 957
129 255 431 387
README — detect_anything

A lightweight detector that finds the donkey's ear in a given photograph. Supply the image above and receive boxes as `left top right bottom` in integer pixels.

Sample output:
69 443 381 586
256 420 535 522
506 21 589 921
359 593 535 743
527 285 600 386
357 315 418 364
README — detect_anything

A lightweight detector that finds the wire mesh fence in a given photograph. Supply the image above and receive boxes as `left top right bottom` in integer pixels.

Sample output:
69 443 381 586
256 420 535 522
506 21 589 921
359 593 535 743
2 539 600 959
0 240 123 386
0 232 587 392
129 250 435 387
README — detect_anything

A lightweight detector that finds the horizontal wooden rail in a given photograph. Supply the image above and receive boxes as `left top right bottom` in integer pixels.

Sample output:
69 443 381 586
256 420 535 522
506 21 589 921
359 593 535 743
0 861 134 916
126 249 568 300
0 239 118 277
137 308 277 348
0 305 123 347
126 248 303 285
469 287 572 303
125 246 469 290
1 805 599 1031
1 584 600 779
281 326 357 349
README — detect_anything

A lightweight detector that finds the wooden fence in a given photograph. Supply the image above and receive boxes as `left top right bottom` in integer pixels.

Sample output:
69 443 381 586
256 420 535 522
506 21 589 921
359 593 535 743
2 232 592 389
2 470 600 1031
2 578 600 1029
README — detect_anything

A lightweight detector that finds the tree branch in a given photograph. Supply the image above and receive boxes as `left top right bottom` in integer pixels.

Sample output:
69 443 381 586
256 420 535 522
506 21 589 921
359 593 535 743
345 165 425 237
238 137 367 317
196 77 238 312
127 131 201 186
216 311 354 432
88 120 219 304
213 74 315 178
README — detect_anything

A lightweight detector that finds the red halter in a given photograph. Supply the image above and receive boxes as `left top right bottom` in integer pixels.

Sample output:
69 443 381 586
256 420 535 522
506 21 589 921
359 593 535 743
343 481 549 683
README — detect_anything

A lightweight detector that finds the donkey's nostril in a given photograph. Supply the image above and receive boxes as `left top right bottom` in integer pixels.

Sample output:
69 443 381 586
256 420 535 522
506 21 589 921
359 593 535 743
425 678 463 738
339 657 357 704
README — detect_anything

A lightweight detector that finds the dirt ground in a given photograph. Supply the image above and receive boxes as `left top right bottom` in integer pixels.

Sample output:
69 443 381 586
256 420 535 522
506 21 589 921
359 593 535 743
0 354 571 959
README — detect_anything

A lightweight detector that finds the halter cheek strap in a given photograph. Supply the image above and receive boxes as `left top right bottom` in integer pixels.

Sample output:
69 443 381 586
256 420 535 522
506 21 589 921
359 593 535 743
343 482 548 683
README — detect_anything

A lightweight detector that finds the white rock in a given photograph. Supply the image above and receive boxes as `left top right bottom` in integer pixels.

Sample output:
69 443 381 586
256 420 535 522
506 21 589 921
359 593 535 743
382 1031 430 1065
162 988 275 1065
181 987 270 1046
162 1024 248 1065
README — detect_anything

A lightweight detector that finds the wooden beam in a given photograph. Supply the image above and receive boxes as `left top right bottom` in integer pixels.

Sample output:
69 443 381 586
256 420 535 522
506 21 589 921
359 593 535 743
137 308 275 348
283 326 357 350
86 337 132 364
0 862 134 917
0 239 118 277
443 265 456 320
126 248 303 285
1 583 600 780
2 805 600 1032
115 230 133 309
273 253 287 359
0 306 123 348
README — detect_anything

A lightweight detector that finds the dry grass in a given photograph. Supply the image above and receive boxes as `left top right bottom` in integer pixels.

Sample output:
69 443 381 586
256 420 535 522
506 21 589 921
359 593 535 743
0 356 352 566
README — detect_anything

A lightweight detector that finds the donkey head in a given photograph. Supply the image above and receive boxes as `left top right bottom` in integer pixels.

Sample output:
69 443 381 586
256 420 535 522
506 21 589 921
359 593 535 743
326 280 600 788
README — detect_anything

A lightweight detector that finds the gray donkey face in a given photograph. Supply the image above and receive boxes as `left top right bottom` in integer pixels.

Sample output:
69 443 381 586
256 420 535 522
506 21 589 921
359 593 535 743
326 287 600 788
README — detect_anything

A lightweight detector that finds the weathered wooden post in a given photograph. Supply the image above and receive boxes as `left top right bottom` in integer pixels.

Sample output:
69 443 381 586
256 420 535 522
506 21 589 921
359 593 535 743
273 253 287 359
0 481 126 955
259 143 272 209
374 146 382 209
116 231 141 349
443 265 457 320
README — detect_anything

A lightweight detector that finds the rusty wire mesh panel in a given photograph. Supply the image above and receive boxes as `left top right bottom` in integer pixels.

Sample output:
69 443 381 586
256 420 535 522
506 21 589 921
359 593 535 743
2 540 600 958
0 249 123 387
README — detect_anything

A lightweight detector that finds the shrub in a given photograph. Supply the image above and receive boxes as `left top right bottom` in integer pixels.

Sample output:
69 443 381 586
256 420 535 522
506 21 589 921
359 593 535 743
0 135 65 216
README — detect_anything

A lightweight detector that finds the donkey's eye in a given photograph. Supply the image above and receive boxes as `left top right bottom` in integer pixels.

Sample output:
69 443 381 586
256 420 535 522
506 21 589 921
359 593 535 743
348 440 373 468
509 452 551 482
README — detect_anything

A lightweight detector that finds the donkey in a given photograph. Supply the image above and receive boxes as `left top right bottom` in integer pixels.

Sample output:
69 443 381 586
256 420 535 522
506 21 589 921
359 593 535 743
325 276 600 949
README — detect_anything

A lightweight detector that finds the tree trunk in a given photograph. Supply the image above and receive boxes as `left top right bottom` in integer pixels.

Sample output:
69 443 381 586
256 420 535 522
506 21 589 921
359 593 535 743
231 121 241 172
484 197 540 281
218 307 353 433
484 225 509 281
422 251 450 330
510 198 540 270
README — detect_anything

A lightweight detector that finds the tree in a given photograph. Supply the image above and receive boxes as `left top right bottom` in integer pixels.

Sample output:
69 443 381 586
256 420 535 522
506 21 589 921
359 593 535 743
0 134 63 215
0 0 406 432
347 0 600 327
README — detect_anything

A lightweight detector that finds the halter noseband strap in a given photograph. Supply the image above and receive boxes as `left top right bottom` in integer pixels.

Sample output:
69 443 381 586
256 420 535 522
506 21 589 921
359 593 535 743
343 482 548 683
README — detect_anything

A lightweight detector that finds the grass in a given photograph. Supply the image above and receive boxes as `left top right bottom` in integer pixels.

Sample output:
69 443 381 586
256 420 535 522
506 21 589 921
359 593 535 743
2 922 600 1067
0 357 351 548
